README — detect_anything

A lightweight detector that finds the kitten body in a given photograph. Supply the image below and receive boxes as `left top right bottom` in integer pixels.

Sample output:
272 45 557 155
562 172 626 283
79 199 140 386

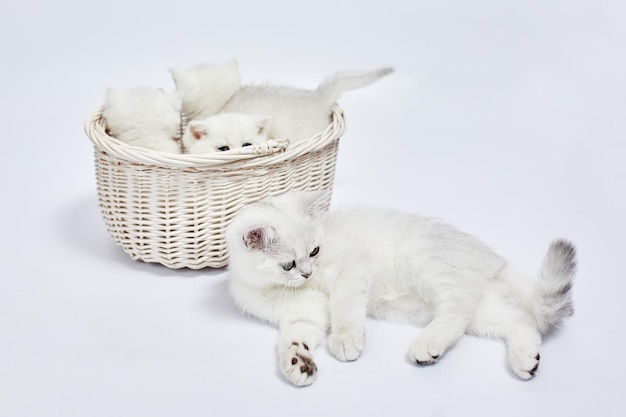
182 113 269 154
170 60 242 120
220 67 394 143
226 191 576 386
102 87 182 153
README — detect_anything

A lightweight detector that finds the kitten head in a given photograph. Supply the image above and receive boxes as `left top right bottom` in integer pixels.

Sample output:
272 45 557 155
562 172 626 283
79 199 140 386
182 112 270 153
103 87 183 144
170 60 241 119
226 191 329 289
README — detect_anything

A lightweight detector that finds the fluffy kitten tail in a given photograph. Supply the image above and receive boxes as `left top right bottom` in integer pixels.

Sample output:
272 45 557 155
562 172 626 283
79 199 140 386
533 239 577 334
317 67 394 104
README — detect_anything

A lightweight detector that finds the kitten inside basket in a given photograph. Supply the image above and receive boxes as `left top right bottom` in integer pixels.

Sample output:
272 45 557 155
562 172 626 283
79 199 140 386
102 61 393 154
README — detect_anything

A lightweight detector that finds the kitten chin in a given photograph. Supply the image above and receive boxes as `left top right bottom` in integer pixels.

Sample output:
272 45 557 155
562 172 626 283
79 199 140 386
286 276 309 288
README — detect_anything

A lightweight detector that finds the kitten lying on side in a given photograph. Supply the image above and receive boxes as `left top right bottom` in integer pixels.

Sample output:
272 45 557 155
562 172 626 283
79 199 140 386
220 67 394 143
182 113 269 154
170 60 242 120
102 88 182 153
225 191 576 387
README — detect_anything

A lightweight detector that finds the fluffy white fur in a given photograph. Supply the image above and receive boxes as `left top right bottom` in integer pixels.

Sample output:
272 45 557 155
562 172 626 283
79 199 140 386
102 87 182 153
220 67 394 142
170 60 242 120
182 113 269 154
226 191 576 387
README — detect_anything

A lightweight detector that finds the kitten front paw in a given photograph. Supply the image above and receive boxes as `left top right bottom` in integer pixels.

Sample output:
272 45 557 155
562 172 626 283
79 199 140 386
279 342 317 387
328 329 365 361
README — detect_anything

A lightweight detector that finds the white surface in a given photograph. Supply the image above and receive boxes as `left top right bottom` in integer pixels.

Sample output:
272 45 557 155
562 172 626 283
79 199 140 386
2 1 625 416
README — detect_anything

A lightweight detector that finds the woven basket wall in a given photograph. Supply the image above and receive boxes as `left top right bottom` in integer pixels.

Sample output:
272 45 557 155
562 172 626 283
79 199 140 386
84 106 344 269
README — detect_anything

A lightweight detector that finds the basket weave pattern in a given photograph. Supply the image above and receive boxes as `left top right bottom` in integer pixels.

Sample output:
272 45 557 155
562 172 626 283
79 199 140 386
85 106 344 269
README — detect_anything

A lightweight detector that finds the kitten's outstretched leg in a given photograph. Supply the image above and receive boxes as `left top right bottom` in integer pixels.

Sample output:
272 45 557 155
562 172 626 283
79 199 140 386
277 289 328 387
409 302 472 365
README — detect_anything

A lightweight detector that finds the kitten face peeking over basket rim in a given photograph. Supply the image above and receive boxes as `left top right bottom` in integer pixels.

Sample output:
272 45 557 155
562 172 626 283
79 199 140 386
182 112 270 154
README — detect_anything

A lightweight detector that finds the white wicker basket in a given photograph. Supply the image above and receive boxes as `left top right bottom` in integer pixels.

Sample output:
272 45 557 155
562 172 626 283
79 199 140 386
84 106 344 269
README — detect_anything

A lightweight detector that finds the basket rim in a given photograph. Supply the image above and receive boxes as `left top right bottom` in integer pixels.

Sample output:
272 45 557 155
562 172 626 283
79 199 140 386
84 105 345 169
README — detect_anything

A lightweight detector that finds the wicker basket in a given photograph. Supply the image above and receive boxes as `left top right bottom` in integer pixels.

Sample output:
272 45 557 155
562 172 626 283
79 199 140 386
84 106 344 269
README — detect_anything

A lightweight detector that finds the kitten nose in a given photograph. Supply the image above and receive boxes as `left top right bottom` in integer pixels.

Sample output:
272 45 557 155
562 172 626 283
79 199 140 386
301 272 311 279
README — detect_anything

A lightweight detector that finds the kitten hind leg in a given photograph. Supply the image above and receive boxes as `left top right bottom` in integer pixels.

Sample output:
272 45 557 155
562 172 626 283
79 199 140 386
504 325 542 379
469 289 542 379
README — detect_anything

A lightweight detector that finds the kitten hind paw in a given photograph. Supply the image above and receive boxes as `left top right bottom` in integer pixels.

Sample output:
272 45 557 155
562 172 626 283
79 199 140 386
409 338 444 366
510 351 541 380
280 342 317 387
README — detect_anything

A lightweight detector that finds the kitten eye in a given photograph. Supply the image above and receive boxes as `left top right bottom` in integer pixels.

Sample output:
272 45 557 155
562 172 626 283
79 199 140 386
242 143 252 147
217 146 230 152
309 247 320 257
282 261 296 271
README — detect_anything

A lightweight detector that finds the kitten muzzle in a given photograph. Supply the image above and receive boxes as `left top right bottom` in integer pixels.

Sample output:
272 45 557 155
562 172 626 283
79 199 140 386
286 276 309 288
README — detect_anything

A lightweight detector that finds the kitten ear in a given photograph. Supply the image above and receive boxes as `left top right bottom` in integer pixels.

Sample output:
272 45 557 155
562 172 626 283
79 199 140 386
171 91 184 108
254 115 270 134
188 121 208 140
169 68 181 86
287 190 330 216
243 225 275 250
226 59 239 71
105 87 119 101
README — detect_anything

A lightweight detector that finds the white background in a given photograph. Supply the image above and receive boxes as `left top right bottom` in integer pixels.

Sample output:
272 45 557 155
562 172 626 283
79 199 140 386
2 1 625 416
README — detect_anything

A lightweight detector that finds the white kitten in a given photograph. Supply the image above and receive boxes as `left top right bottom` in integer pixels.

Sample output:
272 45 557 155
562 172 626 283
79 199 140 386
102 87 182 153
170 60 242 120
225 191 576 387
182 113 269 154
220 67 394 142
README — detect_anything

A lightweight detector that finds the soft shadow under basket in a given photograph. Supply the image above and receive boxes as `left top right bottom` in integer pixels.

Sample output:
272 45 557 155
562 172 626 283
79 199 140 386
84 106 344 269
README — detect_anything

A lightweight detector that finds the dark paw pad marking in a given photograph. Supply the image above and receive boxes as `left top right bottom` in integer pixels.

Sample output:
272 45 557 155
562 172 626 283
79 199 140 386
529 359 540 376
416 354 439 366
293 353 317 376
292 341 309 351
